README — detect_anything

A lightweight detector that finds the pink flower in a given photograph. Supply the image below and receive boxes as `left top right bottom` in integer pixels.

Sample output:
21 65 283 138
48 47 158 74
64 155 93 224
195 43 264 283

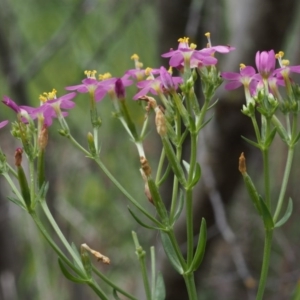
221 65 257 93
0 120 8 129
255 50 276 79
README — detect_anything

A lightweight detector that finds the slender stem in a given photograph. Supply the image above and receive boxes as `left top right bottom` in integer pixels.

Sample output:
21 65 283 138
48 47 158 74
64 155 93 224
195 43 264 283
29 160 36 207
167 229 187 269
151 246 156 300
273 146 294 223
94 158 161 226
2 172 24 205
68 134 91 156
155 148 166 185
40 201 83 270
186 189 194 265
256 229 273 300
87 279 109 300
93 127 99 153
92 267 138 300
251 115 261 143
183 273 198 300
262 149 271 209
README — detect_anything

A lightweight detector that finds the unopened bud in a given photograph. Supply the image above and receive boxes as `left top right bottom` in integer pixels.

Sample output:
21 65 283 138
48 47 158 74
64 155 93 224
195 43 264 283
239 152 246 174
140 169 153 205
38 125 48 150
155 107 167 136
87 132 97 156
115 78 125 100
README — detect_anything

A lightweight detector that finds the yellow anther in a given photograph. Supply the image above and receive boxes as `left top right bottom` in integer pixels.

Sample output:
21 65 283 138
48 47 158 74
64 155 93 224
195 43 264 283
98 72 112 81
131 54 139 60
84 70 97 79
205 32 212 47
168 66 173 75
178 37 189 43
240 63 246 69
282 59 290 66
190 43 197 50
137 62 143 69
205 32 210 37
39 95 47 102
39 89 57 102
145 67 153 76
276 51 284 58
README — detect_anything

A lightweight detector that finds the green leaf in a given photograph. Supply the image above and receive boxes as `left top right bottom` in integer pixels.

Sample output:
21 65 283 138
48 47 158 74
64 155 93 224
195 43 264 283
196 114 214 132
58 258 87 284
160 232 183 274
189 218 207 272
157 164 171 187
128 206 162 230
71 243 83 270
275 198 293 228
188 162 201 189
265 127 277 147
171 189 184 224
292 131 300 146
207 99 219 110
182 160 190 173
154 272 166 300
241 136 261 149
112 289 121 300
259 196 274 230
7 196 27 210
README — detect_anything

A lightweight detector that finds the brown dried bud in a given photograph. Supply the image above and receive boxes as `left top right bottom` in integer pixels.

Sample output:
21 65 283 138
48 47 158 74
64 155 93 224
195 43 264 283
38 125 48 150
144 181 154 205
155 107 167 137
140 156 151 177
15 148 23 167
81 243 110 265
238 152 247 174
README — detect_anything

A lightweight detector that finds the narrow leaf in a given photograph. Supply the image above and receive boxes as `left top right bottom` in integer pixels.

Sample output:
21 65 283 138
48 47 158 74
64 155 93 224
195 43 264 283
189 218 207 271
196 114 214 132
275 198 293 228
58 258 87 284
7 196 26 210
171 189 184 224
188 162 201 189
292 131 300 146
128 207 162 230
265 127 277 147
241 136 261 149
259 196 274 230
207 99 219 110
160 232 183 274
112 289 121 300
154 272 166 300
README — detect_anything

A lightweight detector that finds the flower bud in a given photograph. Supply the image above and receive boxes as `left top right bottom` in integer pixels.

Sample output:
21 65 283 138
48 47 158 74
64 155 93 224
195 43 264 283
115 78 125 100
238 152 246 174
87 132 97 156
140 156 151 177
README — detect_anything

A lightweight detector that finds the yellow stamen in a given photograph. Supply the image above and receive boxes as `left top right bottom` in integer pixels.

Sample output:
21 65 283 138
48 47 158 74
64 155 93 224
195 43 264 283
178 37 189 44
145 67 153 76
275 51 284 59
137 62 143 69
168 66 173 75
204 32 211 38
190 43 197 50
282 59 290 66
84 70 97 79
240 63 246 69
131 54 139 60
39 89 57 102
205 32 212 47
98 72 112 81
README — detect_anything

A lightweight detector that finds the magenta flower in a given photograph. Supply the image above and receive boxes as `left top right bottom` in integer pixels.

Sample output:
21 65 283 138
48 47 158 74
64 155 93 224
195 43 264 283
221 66 257 92
255 50 276 79
0 120 8 129
159 66 183 90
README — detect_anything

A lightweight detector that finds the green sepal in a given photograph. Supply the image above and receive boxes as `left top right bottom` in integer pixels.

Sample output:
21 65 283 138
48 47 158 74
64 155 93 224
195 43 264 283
170 189 184 225
275 197 293 228
112 289 121 300
154 272 166 300
264 127 277 148
128 206 162 230
58 258 87 284
259 196 274 230
160 232 183 274
81 246 93 279
241 136 261 149
189 218 207 272
242 173 262 215
7 196 27 210
161 136 186 186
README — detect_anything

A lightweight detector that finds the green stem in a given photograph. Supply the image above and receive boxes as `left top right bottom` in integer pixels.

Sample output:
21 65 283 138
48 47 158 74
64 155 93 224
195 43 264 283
186 189 194 265
2 172 25 205
151 246 156 300
87 279 109 300
155 148 166 185
273 146 294 223
256 229 273 300
40 201 83 270
183 273 198 300
167 229 187 268
92 267 138 300
94 158 161 227
262 149 271 209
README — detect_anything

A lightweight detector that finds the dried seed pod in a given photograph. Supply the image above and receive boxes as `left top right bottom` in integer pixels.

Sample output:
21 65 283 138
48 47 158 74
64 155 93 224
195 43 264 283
140 156 151 177
155 107 167 137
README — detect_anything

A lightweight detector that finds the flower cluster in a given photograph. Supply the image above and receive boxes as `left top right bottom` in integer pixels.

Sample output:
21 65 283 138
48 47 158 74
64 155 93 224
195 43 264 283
0 33 233 131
